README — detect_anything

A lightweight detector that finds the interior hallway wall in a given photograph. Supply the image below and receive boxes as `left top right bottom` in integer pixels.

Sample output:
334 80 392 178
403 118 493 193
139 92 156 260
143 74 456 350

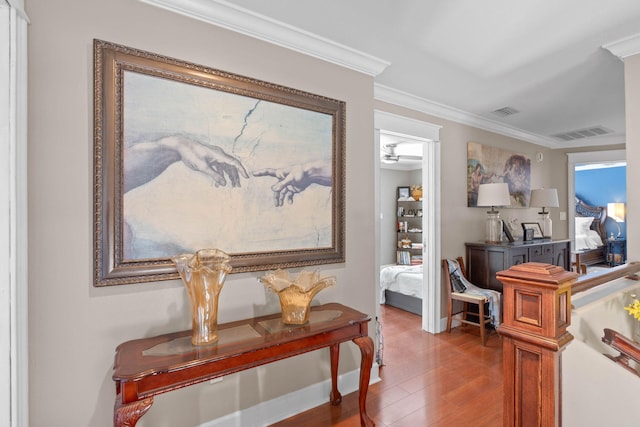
26 0 376 425
624 53 640 260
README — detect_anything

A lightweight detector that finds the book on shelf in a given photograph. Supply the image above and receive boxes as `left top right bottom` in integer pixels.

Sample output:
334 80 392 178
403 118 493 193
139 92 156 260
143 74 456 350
396 250 412 265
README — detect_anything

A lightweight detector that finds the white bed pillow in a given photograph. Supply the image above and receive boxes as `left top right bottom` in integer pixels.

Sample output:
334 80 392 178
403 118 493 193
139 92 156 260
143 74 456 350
575 217 594 237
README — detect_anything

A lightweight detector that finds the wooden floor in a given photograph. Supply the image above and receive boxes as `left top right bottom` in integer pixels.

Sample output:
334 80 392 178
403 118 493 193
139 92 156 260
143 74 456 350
270 304 503 427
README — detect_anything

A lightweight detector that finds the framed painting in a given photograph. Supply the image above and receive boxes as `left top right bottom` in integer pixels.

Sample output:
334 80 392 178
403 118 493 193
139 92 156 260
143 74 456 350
93 40 346 286
467 141 531 208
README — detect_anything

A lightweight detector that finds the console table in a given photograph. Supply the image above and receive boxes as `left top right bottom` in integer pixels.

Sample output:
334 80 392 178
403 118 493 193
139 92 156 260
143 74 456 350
112 303 374 427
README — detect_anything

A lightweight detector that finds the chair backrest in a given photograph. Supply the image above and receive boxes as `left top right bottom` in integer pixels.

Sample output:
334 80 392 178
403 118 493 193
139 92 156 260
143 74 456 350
442 256 466 297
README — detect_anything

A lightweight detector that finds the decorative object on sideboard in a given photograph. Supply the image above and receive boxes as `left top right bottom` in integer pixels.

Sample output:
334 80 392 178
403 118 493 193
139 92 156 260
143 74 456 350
607 202 625 239
521 222 544 240
502 221 515 243
530 188 559 238
173 249 232 346
523 227 534 241
260 269 335 325
477 183 511 243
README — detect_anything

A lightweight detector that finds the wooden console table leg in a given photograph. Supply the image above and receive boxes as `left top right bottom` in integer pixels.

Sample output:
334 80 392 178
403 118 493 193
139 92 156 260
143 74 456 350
114 396 153 427
329 343 342 405
353 336 375 427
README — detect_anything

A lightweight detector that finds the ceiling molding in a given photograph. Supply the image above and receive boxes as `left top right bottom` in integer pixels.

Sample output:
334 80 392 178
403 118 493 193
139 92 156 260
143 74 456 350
603 33 640 60
6 0 29 21
138 0 626 150
138 0 390 76
374 84 564 148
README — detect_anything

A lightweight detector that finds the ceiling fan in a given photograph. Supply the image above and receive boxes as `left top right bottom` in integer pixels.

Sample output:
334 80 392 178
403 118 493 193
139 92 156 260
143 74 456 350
380 143 422 163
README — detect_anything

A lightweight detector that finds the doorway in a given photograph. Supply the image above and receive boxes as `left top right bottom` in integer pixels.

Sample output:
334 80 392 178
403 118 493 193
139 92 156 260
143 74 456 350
567 150 626 247
374 110 441 333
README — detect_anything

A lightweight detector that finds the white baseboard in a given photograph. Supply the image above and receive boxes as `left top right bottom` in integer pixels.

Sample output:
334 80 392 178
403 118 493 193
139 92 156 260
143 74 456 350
439 315 459 332
198 364 380 427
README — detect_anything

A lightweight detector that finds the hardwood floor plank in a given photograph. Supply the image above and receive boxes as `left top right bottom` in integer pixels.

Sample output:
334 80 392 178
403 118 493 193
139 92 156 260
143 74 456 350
269 304 503 426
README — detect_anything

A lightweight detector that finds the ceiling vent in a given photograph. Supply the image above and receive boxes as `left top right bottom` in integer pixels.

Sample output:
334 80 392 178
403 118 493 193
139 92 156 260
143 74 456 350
491 106 520 117
551 126 612 141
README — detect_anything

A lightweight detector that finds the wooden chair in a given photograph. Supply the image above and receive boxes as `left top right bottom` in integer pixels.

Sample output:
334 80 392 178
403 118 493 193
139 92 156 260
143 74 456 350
442 257 492 346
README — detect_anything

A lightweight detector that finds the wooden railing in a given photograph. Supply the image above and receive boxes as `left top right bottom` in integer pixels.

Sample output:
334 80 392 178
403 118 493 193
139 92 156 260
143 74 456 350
496 262 577 427
602 328 640 377
571 261 640 295
496 261 640 426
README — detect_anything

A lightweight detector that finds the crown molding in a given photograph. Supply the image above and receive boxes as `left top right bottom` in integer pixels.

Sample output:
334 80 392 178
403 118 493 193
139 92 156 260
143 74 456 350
6 0 29 21
138 0 390 76
603 33 640 60
374 84 566 148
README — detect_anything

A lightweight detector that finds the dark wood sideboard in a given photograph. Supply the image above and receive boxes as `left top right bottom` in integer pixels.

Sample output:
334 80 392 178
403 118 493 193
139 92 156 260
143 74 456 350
465 239 571 292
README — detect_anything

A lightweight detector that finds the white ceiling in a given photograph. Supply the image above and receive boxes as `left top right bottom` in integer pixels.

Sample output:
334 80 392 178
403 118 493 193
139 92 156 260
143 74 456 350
219 0 640 150
146 0 640 164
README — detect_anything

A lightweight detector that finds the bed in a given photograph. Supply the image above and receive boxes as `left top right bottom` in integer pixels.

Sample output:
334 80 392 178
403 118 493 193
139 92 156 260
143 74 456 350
379 264 423 315
574 197 608 267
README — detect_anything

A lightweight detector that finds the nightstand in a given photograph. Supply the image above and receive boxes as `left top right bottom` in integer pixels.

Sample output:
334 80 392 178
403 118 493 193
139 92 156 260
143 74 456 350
606 239 626 267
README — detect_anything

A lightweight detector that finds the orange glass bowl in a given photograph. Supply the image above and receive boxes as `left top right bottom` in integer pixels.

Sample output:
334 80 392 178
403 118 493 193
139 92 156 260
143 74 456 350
260 269 335 325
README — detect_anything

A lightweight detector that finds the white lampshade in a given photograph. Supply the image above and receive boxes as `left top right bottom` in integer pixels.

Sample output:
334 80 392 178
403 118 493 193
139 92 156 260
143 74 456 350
607 202 625 223
530 188 559 212
477 183 511 208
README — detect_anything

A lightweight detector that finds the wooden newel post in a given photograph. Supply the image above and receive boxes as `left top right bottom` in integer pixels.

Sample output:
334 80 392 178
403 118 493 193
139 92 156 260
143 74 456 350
496 262 578 427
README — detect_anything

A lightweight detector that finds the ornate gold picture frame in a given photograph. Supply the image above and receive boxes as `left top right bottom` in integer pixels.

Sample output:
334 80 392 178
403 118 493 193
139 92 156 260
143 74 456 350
93 40 345 286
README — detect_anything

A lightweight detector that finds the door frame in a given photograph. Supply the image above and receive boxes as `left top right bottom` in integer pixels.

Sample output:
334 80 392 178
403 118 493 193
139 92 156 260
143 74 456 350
374 110 442 333
567 150 626 247
1 2 29 426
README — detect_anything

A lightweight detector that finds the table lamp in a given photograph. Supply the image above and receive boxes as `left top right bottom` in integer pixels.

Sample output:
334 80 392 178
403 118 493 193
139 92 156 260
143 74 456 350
477 183 511 243
530 188 559 238
607 202 625 239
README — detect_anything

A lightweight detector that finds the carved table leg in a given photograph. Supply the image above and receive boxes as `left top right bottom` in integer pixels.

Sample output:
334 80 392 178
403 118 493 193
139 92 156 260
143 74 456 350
114 396 153 427
329 343 342 405
353 336 375 427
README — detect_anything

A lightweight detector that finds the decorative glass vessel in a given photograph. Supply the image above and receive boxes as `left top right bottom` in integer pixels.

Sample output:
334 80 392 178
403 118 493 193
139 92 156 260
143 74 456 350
260 269 335 324
172 249 232 346
485 211 503 243
539 212 552 238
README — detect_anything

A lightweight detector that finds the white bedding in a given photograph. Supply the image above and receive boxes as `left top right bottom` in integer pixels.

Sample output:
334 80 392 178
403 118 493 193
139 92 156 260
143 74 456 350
379 265 423 303
575 216 604 250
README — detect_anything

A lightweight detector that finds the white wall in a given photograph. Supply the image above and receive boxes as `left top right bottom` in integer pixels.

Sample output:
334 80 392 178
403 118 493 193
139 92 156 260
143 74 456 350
624 53 640 260
564 278 640 427
26 0 376 425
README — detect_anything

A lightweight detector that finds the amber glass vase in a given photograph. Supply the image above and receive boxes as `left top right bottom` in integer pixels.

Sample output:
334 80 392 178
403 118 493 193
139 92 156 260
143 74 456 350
260 269 335 325
172 249 232 346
